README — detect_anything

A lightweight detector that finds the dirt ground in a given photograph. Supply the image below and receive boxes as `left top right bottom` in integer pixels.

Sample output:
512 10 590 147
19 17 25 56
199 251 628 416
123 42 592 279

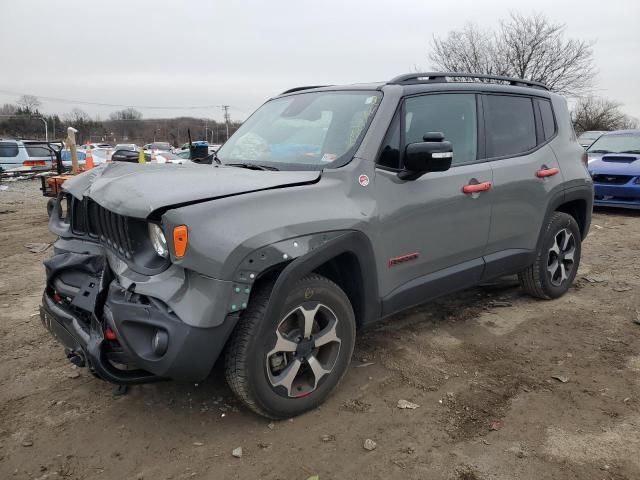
1 179 639 480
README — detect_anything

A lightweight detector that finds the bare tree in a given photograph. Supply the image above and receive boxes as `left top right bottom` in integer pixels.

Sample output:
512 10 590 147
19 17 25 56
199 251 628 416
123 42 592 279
430 24 507 77
109 108 143 121
571 97 638 134
428 12 595 96
16 94 41 112
64 108 91 124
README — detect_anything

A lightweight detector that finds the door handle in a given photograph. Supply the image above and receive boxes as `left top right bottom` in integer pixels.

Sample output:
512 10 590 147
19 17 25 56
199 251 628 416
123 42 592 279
463 181 492 194
536 167 560 178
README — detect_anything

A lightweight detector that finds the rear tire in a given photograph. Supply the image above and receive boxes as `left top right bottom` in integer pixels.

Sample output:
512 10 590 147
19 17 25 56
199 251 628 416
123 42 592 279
519 212 581 299
225 274 356 419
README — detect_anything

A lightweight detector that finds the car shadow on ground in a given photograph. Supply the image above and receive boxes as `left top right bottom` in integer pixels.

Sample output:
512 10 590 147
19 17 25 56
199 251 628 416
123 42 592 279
593 206 640 217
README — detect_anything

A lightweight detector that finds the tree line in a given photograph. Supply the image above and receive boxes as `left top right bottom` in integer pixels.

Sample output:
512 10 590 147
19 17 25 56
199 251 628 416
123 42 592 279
0 96 241 146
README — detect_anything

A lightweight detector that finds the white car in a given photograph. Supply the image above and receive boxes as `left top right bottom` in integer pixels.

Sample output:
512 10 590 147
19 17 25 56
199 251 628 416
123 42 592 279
143 142 173 153
78 143 113 150
148 151 190 164
0 139 55 172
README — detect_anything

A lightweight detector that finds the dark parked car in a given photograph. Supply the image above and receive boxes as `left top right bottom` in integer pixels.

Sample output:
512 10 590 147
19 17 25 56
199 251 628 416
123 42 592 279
41 72 592 419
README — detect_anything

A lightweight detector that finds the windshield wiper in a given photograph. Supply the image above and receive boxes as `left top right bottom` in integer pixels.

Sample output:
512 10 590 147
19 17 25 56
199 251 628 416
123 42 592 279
227 162 279 171
619 149 640 154
588 149 611 154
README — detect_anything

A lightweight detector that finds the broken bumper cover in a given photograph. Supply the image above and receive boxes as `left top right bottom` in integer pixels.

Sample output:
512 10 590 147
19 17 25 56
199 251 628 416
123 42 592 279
41 252 238 384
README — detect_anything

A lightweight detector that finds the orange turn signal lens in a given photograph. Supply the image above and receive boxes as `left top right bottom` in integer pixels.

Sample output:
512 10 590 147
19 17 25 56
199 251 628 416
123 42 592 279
173 225 188 258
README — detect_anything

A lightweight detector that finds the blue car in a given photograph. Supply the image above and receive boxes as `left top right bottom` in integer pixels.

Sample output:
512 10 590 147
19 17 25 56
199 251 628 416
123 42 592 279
587 130 640 209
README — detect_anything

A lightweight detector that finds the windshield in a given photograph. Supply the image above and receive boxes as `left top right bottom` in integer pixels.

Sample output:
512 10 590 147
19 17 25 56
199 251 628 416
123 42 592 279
217 90 381 169
578 132 602 143
151 142 172 150
587 134 640 153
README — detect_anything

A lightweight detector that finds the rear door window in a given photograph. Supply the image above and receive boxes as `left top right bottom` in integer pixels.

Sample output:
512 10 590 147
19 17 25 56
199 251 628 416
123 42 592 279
483 95 536 158
0 142 19 157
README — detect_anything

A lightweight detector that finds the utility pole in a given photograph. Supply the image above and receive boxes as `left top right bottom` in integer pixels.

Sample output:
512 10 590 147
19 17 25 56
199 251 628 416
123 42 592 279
221 105 230 141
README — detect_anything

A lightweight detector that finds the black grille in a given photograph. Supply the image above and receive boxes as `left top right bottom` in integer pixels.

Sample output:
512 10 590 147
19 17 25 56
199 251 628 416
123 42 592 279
70 197 133 259
592 174 632 185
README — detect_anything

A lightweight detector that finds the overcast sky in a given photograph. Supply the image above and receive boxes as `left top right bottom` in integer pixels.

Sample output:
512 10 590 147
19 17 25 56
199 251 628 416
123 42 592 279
1 0 639 122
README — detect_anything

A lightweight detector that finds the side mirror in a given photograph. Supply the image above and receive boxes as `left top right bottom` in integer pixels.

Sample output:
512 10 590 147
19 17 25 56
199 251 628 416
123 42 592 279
399 132 453 180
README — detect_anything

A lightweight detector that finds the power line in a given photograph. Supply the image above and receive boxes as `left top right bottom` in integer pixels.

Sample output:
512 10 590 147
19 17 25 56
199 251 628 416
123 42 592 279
0 88 228 111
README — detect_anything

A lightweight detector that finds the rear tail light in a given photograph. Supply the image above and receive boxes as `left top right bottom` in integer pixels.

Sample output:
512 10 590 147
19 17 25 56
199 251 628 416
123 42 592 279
23 160 46 167
581 151 588 167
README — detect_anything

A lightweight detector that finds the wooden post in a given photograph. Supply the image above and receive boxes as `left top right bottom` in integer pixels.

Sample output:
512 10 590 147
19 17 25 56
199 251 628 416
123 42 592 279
65 127 79 174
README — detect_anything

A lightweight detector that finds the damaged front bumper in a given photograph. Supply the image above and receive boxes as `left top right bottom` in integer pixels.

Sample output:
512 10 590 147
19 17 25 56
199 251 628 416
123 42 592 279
41 249 238 384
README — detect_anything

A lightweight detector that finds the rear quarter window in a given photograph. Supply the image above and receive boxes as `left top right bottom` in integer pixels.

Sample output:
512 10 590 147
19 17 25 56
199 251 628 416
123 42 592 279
0 142 19 158
537 99 556 140
484 95 536 158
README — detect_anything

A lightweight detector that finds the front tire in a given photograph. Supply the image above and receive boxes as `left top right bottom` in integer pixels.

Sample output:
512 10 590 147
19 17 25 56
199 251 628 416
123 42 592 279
519 212 582 299
224 274 356 418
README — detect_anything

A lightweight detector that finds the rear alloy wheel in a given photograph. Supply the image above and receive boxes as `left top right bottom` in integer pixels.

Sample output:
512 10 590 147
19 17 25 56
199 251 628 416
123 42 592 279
225 274 355 418
519 212 582 299
546 228 576 287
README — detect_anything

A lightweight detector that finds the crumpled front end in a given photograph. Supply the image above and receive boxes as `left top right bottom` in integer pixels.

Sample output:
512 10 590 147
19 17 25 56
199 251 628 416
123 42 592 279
40 196 239 384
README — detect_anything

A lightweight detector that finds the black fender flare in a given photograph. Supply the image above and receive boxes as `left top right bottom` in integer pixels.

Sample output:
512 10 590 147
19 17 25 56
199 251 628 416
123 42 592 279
536 184 593 252
261 230 380 328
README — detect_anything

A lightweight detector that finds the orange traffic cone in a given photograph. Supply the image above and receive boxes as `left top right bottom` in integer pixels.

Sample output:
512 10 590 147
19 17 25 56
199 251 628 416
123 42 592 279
85 149 95 170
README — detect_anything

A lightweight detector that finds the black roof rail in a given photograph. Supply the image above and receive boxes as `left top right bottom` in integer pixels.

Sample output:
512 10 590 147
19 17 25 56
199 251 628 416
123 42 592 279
388 72 549 90
280 85 331 95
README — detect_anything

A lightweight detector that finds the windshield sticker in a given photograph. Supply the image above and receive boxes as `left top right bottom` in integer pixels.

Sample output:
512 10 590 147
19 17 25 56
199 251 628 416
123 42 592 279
321 153 337 162
358 174 370 187
365 96 378 105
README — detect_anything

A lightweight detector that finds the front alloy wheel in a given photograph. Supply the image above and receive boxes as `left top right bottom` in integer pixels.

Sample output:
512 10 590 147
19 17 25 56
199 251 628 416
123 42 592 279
225 274 356 418
267 302 341 398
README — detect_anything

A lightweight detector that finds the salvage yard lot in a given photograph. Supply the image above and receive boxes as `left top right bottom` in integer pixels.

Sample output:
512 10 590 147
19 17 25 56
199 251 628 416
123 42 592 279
1 180 639 480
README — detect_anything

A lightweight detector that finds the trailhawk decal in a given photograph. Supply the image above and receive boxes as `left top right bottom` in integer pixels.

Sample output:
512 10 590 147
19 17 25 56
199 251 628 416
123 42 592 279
388 252 420 267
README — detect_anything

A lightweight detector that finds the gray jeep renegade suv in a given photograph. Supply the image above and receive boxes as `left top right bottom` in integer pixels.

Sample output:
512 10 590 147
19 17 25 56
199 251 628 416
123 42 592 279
41 72 593 418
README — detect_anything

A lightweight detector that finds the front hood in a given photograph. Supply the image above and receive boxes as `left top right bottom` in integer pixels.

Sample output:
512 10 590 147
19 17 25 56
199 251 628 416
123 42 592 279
588 153 640 176
63 162 321 218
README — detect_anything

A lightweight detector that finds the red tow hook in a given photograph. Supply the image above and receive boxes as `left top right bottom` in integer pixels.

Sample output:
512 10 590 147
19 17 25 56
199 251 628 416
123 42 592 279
104 328 117 341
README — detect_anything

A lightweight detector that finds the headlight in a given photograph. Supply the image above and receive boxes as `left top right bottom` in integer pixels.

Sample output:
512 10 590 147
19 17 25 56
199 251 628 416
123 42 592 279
148 223 168 258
